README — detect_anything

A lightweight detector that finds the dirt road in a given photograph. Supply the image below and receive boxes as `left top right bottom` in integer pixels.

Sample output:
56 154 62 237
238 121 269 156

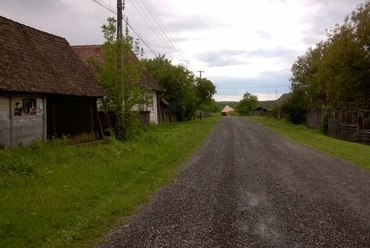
102 117 370 247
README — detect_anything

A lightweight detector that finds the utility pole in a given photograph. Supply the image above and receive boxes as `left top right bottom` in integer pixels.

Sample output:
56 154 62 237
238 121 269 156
117 0 124 38
197 70 204 78
117 0 125 124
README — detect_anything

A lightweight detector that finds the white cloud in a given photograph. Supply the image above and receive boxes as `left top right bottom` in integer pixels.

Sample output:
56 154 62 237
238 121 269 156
0 0 365 101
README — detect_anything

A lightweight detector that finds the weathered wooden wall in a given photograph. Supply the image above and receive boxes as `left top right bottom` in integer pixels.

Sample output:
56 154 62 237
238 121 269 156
0 96 11 146
328 110 370 145
0 96 45 146
306 108 322 129
13 114 44 145
165 112 181 122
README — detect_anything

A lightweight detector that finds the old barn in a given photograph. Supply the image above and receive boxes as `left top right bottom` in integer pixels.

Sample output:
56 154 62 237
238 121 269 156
0 16 105 146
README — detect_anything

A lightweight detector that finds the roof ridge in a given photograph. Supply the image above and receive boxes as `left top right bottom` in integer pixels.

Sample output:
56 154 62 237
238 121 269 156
0 15 66 41
71 44 102 48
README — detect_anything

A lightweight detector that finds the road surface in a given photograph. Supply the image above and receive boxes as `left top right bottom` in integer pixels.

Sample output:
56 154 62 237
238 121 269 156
102 117 370 247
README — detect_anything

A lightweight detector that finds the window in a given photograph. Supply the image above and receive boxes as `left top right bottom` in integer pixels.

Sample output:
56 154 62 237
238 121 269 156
14 98 40 116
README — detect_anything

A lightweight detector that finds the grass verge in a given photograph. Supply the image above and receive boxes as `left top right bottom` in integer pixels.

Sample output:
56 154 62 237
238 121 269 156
248 116 370 169
0 116 220 248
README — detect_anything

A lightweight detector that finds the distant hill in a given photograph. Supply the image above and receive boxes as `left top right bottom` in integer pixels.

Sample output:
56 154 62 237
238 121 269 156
217 101 238 110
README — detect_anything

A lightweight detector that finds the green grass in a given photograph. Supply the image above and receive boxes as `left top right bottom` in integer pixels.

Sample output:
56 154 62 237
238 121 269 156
248 116 370 169
0 116 221 248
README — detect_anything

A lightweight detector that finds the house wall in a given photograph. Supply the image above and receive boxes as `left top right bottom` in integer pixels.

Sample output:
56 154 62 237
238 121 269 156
148 90 158 124
13 112 44 145
0 96 11 146
132 90 159 124
0 96 45 146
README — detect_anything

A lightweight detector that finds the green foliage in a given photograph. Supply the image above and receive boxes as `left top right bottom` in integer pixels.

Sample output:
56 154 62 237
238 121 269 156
91 17 148 140
142 55 216 120
236 92 259 115
0 117 221 248
290 1 370 106
321 108 330 134
281 88 307 124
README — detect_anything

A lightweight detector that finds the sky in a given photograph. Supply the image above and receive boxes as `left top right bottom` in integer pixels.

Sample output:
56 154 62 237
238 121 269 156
0 0 366 101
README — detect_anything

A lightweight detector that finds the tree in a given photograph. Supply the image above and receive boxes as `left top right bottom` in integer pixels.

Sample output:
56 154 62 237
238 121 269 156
142 55 216 120
91 17 147 140
280 88 307 124
182 78 216 120
236 92 258 115
290 1 370 107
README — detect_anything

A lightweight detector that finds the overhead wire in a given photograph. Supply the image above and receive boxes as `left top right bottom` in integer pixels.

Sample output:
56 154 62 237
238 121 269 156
128 0 192 66
128 0 182 61
140 0 188 61
92 0 159 57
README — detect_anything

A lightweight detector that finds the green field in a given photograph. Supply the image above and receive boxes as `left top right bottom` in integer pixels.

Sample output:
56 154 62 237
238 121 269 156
249 116 370 169
0 116 220 248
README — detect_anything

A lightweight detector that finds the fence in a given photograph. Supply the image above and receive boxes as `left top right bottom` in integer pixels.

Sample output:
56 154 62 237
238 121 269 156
164 112 182 122
306 108 322 129
194 110 211 119
328 110 370 145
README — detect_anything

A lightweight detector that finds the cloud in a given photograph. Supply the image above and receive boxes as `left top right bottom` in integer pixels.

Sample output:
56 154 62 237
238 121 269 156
0 0 366 101
210 70 291 101
196 49 249 67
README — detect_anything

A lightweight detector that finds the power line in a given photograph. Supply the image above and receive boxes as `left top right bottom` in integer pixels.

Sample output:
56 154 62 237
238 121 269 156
91 0 159 57
140 0 189 61
127 0 192 66
128 0 182 60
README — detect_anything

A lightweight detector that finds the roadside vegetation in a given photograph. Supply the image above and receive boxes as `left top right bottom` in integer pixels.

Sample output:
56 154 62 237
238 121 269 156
235 92 259 116
0 116 220 248
274 1 370 127
249 116 370 169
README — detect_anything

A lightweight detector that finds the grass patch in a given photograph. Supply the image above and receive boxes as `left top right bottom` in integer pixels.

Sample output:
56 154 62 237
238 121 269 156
248 116 370 169
0 116 220 248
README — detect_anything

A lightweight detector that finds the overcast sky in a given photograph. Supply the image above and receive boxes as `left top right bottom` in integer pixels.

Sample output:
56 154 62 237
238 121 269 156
0 0 365 101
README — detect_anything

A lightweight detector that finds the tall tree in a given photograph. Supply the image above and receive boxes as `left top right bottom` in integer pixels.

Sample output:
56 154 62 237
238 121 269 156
142 55 216 120
290 0 370 107
236 92 259 115
92 17 147 140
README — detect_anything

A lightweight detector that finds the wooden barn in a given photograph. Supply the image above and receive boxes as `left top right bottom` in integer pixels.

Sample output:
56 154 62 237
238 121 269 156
221 105 234 116
251 106 267 116
0 15 105 146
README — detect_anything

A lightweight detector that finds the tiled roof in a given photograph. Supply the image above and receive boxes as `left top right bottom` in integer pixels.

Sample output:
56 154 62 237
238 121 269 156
72 45 165 92
0 15 105 97
272 93 292 106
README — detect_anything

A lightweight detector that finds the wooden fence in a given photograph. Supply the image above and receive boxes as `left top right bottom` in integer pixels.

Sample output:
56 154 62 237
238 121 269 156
306 108 322 129
328 110 370 145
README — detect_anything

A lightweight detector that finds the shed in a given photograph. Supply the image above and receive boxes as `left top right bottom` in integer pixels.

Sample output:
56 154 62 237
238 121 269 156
0 15 105 146
221 105 234 116
251 106 267 116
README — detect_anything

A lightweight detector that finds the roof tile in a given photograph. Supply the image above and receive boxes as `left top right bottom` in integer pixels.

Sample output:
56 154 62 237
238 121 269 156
72 45 165 92
0 16 105 97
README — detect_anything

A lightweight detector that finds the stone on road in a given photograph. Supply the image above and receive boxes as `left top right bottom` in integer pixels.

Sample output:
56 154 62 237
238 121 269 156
102 117 370 247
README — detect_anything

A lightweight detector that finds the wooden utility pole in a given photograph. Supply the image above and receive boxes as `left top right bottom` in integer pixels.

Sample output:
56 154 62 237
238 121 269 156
197 70 204 78
117 0 124 38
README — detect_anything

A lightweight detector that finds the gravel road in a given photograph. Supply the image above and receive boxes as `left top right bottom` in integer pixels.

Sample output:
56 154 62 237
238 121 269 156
101 116 370 247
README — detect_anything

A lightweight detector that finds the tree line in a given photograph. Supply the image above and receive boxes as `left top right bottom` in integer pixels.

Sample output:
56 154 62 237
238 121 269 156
92 17 217 140
285 1 370 123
